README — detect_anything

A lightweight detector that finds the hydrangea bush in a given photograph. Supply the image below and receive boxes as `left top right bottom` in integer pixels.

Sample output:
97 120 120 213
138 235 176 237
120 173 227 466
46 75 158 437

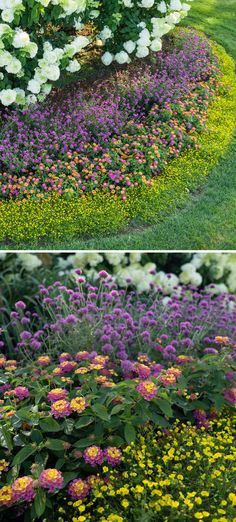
0 253 235 312
0 0 193 106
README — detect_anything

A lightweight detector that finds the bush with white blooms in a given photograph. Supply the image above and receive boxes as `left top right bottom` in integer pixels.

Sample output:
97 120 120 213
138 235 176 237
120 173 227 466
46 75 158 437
0 0 193 106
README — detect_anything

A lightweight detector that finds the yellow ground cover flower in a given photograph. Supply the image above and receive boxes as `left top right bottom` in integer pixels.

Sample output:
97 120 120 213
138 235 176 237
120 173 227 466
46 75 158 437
56 411 236 522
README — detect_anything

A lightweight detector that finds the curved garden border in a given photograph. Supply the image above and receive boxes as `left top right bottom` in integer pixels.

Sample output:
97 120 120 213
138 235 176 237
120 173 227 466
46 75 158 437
0 38 235 242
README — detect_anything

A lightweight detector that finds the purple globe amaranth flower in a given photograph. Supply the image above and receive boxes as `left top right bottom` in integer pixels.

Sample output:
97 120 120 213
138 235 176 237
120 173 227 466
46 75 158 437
203 348 218 355
15 301 26 310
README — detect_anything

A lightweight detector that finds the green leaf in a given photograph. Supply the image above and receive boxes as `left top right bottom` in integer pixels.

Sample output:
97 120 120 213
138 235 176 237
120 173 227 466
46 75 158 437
73 437 92 449
213 394 224 410
156 398 173 417
151 412 169 427
62 471 78 486
107 435 124 447
16 408 33 420
45 438 65 451
0 426 13 450
33 489 47 518
63 419 75 435
124 424 136 444
12 444 37 466
75 416 94 429
110 404 125 416
39 417 61 432
92 404 110 421
31 429 44 444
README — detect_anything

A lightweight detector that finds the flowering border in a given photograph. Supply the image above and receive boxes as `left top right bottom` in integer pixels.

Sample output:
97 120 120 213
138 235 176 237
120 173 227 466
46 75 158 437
0 36 235 242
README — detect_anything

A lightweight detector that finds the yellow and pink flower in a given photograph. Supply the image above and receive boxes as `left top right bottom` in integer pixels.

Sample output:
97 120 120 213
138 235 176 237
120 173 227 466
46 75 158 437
50 399 72 418
68 478 90 500
136 380 157 401
83 446 104 466
12 476 35 502
104 447 122 466
0 485 14 506
39 469 64 493
47 388 68 403
70 396 87 413
37 355 51 366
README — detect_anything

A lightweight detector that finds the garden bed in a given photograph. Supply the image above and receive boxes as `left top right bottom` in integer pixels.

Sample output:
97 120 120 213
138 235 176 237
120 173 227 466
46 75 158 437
0 29 235 242
0 274 235 520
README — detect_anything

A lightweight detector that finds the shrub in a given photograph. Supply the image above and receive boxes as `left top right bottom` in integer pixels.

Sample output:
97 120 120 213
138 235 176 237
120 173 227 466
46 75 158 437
0 0 193 106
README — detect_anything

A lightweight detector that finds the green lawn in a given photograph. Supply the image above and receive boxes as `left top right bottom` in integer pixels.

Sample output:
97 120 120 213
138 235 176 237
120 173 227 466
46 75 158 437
1 0 236 250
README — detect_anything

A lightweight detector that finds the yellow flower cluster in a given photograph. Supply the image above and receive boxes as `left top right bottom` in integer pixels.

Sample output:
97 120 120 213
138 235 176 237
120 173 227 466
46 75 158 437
55 411 236 522
0 39 235 242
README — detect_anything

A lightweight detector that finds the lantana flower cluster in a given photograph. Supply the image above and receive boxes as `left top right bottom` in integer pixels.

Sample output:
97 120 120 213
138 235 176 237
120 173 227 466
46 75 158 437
0 0 193 107
0 30 219 201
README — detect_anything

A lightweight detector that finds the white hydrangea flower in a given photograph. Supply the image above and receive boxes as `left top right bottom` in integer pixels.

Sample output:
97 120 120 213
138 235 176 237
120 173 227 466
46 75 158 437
123 0 133 6
190 272 202 286
41 83 52 95
0 87 16 105
15 87 25 104
170 0 182 10
6 57 22 74
99 26 112 41
36 0 50 5
136 46 149 58
0 23 11 37
181 2 191 11
129 253 142 263
115 50 129 64
12 29 30 48
0 50 12 66
27 79 41 93
89 9 99 18
1 10 14 23
166 12 181 24
18 254 42 271
74 17 83 30
123 40 136 53
66 59 81 72
26 93 38 105
101 51 113 66
157 1 167 13
150 38 162 52
139 0 155 7
105 253 125 266
86 253 104 267
25 42 38 58
137 28 151 46
42 64 60 81
73 35 90 52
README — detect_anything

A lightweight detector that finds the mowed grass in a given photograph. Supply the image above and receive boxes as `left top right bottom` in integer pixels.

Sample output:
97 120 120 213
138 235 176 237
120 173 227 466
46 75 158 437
1 0 236 250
